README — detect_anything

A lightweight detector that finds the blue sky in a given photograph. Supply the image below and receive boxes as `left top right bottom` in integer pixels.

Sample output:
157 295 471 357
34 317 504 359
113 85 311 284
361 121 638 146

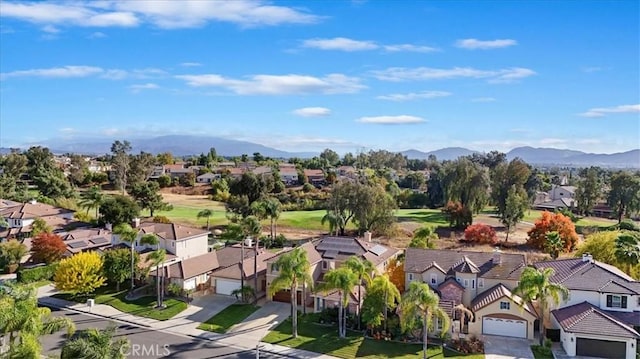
0 1 638 154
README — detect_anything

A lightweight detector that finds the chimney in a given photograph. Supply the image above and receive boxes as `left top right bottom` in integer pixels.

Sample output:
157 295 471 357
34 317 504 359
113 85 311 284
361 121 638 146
105 223 113 231
582 253 593 263
29 199 37 205
244 237 253 248
132 217 140 228
492 247 502 265
364 231 372 242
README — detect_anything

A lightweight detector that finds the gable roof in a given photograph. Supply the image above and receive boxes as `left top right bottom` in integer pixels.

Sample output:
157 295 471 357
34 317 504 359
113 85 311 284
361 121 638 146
138 221 209 241
471 284 537 317
267 241 323 265
165 251 219 279
438 277 465 291
552 302 640 338
212 250 279 280
534 258 640 293
405 248 526 281
315 236 399 267
0 201 74 220
451 256 480 274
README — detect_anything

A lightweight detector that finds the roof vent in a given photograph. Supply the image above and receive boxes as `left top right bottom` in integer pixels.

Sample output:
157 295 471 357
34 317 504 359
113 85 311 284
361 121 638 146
492 247 502 265
582 253 593 263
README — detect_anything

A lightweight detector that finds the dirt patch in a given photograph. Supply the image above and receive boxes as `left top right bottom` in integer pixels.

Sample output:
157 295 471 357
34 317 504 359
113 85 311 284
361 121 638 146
161 185 211 196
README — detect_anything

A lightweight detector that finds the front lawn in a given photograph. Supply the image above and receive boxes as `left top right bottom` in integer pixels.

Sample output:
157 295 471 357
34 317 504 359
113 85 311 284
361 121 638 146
53 287 187 321
530 345 553 359
197 303 259 333
263 315 483 359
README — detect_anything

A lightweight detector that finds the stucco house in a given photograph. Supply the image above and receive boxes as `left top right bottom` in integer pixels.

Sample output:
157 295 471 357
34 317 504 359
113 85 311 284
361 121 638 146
0 199 76 239
404 248 536 340
535 255 640 358
196 172 221 184
303 169 325 186
278 167 299 185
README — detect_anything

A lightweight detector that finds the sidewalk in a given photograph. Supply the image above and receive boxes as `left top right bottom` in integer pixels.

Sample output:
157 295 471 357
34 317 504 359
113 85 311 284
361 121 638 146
37 285 339 359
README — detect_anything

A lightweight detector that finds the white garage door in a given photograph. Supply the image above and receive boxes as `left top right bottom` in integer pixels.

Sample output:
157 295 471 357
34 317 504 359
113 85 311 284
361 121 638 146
483 317 527 338
216 279 241 295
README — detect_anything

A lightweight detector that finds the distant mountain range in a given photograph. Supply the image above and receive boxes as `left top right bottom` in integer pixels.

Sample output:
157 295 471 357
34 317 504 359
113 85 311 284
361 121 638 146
1 135 638 167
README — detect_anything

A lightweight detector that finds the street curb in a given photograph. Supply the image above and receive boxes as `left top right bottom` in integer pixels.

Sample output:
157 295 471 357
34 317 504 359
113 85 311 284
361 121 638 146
38 299 153 328
184 333 300 358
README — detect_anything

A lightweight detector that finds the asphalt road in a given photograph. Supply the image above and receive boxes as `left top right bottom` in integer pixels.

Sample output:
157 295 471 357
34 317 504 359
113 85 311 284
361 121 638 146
41 307 285 359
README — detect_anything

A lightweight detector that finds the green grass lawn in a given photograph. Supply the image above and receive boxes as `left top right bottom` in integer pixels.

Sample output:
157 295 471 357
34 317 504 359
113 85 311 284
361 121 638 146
197 303 259 333
530 345 553 359
263 315 484 359
53 287 187 321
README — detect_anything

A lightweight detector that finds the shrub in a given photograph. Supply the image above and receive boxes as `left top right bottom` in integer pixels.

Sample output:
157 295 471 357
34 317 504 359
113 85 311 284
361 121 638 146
167 283 183 297
619 219 640 232
31 233 67 264
17 263 58 283
152 216 172 223
157 175 172 188
442 201 472 229
464 223 498 245
302 183 315 193
527 211 579 252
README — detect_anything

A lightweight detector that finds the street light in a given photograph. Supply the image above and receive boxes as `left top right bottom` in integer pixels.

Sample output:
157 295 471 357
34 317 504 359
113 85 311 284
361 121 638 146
256 320 279 359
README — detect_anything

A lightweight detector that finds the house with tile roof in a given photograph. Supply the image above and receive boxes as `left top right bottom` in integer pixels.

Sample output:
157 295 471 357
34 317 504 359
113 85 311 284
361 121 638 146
535 254 640 358
404 247 536 340
0 199 76 239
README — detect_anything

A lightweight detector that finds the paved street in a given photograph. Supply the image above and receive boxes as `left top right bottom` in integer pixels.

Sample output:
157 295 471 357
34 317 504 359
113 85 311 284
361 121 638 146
41 307 285 359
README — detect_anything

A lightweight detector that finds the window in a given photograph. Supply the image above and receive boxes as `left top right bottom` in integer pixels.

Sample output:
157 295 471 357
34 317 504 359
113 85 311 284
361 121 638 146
430 274 437 285
607 295 627 309
408 273 414 281
322 261 328 269
478 278 484 288
500 301 510 310
436 318 443 331
271 264 279 273
471 279 475 289
171 242 175 247
463 279 469 288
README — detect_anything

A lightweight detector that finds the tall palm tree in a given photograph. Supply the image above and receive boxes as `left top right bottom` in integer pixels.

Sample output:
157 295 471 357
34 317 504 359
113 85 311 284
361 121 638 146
344 256 375 329
265 198 282 239
242 215 262 303
0 283 75 357
197 209 214 231
147 249 167 308
268 247 313 338
113 224 139 291
615 233 640 273
398 281 450 359
321 212 344 236
61 325 130 359
79 186 104 219
411 226 439 249
514 267 569 346
321 266 358 338
370 274 401 332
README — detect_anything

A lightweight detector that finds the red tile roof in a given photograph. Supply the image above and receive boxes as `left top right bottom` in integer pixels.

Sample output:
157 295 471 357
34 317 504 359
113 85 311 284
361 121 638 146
552 301 639 338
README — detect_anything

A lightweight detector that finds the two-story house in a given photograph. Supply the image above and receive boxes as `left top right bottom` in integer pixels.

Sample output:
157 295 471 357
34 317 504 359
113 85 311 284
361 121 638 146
535 254 640 359
0 199 76 239
404 248 537 340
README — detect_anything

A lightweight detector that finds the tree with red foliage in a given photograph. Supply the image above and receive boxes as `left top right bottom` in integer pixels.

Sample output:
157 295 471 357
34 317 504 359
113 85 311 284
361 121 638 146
31 232 66 264
527 211 579 252
464 224 498 245
442 201 472 229
385 257 405 293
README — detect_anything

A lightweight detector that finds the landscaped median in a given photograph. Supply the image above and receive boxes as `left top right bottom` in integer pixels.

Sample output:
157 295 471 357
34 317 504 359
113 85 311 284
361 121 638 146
52 287 187 321
198 303 259 333
262 314 484 359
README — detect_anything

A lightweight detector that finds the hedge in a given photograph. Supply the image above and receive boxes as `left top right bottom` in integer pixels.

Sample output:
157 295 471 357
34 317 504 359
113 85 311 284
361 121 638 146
17 263 58 283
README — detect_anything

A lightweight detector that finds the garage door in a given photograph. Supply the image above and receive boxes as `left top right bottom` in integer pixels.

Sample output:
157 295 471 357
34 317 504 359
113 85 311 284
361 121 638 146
483 317 527 338
576 338 626 358
216 279 241 295
272 290 301 304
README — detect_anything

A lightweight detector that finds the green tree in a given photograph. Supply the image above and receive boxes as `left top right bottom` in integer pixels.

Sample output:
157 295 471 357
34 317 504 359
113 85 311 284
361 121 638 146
410 226 439 249
352 183 397 235
615 233 640 273
197 209 214 230
502 185 529 242
0 283 75 358
61 325 130 359
325 180 359 235
241 216 262 304
0 239 27 273
345 256 375 329
398 281 450 359
79 185 105 219
102 248 138 292
607 171 640 223
362 274 401 332
251 197 282 239
321 266 358 338
1 151 28 178
268 247 313 338
441 157 490 223
30 217 53 237
110 140 132 194
99 195 140 226
514 267 568 346
157 174 172 188
544 231 564 259
54 252 106 297
112 223 148 291
321 211 344 236
491 158 531 218
320 148 340 167
575 167 601 216
128 181 172 217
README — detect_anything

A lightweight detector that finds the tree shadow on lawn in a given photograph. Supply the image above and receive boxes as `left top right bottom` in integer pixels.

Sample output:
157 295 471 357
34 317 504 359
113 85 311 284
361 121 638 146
397 212 448 225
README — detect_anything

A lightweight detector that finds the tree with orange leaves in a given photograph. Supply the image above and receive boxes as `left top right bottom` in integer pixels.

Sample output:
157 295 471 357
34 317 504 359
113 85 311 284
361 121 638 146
32 232 67 264
386 257 405 293
527 211 579 252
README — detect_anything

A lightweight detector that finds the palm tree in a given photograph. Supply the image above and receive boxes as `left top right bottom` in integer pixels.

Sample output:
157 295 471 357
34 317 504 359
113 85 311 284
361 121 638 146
411 226 439 249
544 231 564 259
197 209 214 231
513 267 569 346
79 186 104 219
0 283 75 357
321 212 344 236
147 249 167 308
370 274 401 332
265 198 282 239
242 215 262 304
321 266 358 338
398 281 450 359
268 247 313 338
615 233 640 273
344 256 375 329
61 325 130 359
113 224 139 291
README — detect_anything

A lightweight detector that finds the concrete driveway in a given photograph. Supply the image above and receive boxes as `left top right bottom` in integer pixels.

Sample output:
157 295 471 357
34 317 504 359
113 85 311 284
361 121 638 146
226 301 290 341
483 335 534 359
188 294 237 322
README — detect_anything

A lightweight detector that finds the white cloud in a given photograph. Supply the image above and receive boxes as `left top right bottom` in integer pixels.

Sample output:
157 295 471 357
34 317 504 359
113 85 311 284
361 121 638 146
383 44 439 53
41 24 60 33
357 115 426 124
129 83 160 93
581 66 603 73
0 1 319 29
539 138 567 146
471 97 497 102
376 91 451 101
292 107 331 117
101 68 167 80
371 66 535 84
302 37 378 51
180 62 202 67
455 38 517 50
175 73 365 95
0 65 103 79
578 104 640 118
87 31 107 39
